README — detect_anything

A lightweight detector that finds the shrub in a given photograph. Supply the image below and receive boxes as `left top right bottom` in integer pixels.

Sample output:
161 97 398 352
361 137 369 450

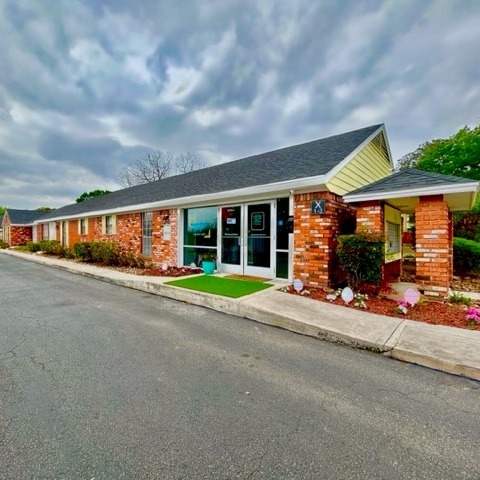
73 242 94 262
25 241 42 252
90 241 120 265
73 241 147 268
0 240 9 249
23 240 65 255
453 237 480 273
37 240 65 256
336 231 385 288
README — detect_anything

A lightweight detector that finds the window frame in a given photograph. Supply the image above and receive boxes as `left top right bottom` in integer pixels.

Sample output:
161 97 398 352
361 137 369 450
142 212 153 257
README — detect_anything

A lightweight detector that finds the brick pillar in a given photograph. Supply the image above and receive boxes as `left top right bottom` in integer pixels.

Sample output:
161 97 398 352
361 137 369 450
293 192 355 288
415 195 452 297
356 200 384 232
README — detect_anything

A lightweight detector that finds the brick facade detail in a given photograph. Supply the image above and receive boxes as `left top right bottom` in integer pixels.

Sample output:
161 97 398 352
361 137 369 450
293 192 356 288
59 209 179 266
356 200 384 232
414 195 452 297
7 226 33 246
2 212 33 246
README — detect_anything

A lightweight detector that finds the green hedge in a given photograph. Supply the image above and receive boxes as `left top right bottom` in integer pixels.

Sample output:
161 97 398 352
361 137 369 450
336 231 385 288
453 237 480 273
73 241 147 268
25 240 65 255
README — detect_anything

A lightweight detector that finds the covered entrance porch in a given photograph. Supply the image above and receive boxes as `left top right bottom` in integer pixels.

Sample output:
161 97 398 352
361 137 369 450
344 169 479 298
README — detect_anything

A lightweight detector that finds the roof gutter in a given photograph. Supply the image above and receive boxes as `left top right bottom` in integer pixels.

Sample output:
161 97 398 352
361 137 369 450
34 174 328 223
343 181 479 203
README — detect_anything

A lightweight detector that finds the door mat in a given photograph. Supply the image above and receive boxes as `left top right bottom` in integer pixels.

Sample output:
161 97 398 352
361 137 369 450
224 274 271 282
165 275 272 298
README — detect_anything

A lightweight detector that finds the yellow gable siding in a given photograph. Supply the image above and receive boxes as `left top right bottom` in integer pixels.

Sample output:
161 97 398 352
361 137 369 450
326 134 392 195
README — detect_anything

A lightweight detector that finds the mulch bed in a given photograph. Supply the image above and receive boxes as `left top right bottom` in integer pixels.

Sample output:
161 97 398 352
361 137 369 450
142 266 203 277
282 285 480 331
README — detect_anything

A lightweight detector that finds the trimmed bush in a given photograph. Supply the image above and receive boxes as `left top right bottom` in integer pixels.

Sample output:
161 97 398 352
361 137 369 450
73 242 94 262
0 240 9 249
336 231 385 288
453 237 480 273
24 240 65 255
73 241 147 268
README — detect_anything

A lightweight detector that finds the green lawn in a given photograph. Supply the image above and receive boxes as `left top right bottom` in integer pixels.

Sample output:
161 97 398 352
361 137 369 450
165 275 272 298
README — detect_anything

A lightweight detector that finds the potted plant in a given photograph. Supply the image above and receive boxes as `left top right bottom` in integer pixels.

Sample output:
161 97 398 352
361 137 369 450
200 251 217 275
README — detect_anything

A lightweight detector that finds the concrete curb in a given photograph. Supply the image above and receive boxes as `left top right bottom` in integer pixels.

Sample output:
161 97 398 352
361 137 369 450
2 249 480 382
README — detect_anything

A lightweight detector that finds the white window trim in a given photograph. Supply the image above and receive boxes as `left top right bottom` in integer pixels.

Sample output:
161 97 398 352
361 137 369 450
102 215 116 235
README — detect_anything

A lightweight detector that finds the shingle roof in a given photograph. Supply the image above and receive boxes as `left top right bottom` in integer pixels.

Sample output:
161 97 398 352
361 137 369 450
345 168 477 197
6 209 45 225
0 215 3 227
37 124 382 221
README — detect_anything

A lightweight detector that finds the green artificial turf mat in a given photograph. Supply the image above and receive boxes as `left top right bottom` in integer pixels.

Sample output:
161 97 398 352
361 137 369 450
165 275 272 298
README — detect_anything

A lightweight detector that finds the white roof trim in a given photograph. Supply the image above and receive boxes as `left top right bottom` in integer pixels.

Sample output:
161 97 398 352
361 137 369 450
34 174 328 223
343 181 479 203
324 124 392 183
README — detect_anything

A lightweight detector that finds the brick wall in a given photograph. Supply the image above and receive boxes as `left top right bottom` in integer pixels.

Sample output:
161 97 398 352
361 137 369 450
2 212 33 246
151 210 178 265
293 192 356 287
415 195 452 297
10 226 33 246
356 200 384 232
63 209 179 265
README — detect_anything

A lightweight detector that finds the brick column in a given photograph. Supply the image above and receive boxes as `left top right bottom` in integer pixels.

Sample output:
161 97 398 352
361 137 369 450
356 200 384 232
415 195 452 297
293 192 355 288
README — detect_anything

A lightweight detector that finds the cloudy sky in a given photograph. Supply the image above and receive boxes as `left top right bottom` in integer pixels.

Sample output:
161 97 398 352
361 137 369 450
1 0 479 209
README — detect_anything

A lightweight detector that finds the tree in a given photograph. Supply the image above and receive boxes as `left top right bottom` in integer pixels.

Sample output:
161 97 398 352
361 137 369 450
36 207 55 212
117 151 208 187
397 124 480 180
76 189 111 203
0 206 5 215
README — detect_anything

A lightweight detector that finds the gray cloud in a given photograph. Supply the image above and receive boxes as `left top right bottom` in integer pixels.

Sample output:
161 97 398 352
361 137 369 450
0 0 479 209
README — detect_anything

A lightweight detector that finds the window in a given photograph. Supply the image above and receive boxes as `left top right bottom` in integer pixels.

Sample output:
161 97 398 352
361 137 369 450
142 212 153 257
79 218 88 235
103 215 116 235
386 221 401 254
183 206 217 266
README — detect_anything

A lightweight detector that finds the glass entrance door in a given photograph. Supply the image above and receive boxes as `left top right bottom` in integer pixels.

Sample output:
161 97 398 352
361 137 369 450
221 206 242 273
246 203 272 277
219 202 274 277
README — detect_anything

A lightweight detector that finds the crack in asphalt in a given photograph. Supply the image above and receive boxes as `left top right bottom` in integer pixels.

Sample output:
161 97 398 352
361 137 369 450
1 329 29 360
1 329 57 382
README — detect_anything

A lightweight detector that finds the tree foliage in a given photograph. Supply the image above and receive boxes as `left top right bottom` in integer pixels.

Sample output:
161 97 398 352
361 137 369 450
397 123 480 181
76 189 111 203
117 151 208 188
36 207 55 212
0 206 5 215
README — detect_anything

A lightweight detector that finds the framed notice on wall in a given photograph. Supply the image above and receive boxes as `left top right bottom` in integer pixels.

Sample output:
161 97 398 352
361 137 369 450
163 223 171 241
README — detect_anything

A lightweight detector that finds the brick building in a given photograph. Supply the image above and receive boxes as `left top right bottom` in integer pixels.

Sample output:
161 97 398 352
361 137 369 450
1 209 45 246
10 124 477 298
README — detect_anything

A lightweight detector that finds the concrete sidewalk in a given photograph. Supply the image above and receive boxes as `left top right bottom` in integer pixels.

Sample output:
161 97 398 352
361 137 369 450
2 249 480 382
